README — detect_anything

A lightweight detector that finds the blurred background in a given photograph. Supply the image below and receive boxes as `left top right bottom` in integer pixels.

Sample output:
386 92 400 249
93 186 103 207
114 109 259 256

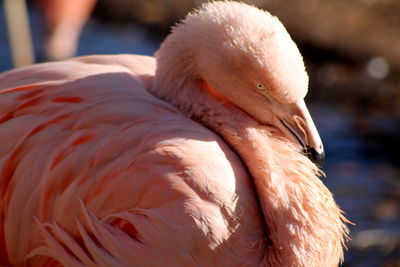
0 0 399 266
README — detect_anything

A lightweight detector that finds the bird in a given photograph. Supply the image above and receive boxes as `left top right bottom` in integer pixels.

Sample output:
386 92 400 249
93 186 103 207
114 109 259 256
0 1 348 266
37 0 97 60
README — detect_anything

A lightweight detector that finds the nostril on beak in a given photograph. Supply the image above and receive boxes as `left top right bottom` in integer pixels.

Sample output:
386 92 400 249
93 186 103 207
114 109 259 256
303 146 325 167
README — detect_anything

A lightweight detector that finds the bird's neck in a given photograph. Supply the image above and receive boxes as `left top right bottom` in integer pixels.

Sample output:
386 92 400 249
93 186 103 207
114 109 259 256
196 92 348 267
152 49 347 266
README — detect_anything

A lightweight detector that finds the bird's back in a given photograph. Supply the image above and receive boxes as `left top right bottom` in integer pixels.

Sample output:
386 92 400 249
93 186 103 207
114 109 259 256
0 55 265 266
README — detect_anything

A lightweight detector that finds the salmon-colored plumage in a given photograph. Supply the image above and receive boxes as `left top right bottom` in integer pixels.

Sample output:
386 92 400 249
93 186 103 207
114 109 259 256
0 2 348 266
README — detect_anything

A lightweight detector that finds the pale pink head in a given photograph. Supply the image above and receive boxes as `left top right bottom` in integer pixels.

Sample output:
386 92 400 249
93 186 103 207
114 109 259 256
154 1 324 164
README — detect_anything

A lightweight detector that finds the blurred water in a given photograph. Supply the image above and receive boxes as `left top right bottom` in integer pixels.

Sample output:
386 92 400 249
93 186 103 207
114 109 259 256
0 3 399 267
311 105 400 267
0 2 12 71
0 3 158 72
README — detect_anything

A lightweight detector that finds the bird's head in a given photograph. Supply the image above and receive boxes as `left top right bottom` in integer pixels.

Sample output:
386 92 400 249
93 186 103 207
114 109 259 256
185 1 324 165
155 1 324 165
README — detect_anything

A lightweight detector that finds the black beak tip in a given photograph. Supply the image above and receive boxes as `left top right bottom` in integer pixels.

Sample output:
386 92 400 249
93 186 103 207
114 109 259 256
304 147 325 167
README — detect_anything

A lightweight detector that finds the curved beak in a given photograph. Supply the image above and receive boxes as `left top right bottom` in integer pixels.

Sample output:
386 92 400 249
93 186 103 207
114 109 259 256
274 99 325 166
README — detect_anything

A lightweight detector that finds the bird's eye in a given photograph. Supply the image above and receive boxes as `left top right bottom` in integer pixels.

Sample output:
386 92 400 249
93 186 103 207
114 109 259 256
256 83 267 91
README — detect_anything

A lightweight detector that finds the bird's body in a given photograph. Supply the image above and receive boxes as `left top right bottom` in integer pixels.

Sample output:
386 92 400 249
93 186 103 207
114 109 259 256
0 2 348 266
0 55 266 266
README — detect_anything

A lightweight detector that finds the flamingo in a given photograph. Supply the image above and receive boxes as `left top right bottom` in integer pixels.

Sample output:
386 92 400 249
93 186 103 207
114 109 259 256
0 1 348 266
37 0 97 60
